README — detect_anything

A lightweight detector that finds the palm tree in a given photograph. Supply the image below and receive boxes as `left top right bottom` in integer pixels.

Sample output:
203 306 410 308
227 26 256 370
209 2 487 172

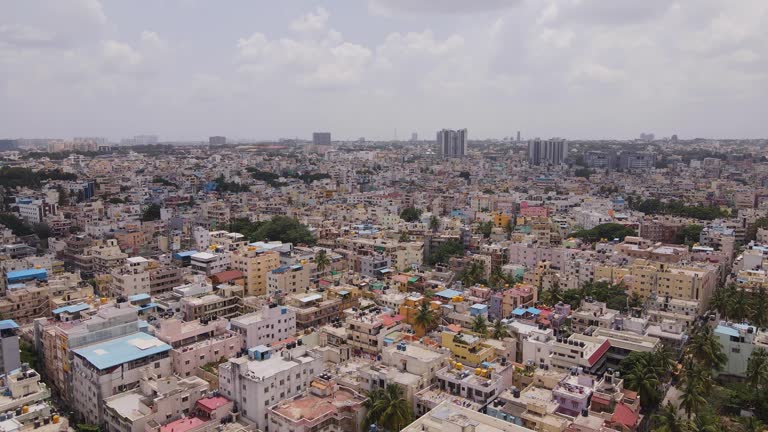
680 377 707 419
687 325 727 371
414 303 435 335
364 384 412 431
315 249 331 277
651 345 677 381
652 402 688 432
731 288 751 322
504 219 514 240
709 287 729 320
622 352 663 411
548 280 563 305
488 266 506 290
472 314 489 339
746 347 768 390
429 215 440 232
492 319 509 340
752 286 768 328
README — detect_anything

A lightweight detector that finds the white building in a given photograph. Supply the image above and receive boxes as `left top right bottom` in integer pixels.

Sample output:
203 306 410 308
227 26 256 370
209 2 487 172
229 305 297 349
16 198 57 224
190 251 230 276
71 332 172 425
715 321 766 377
218 345 322 432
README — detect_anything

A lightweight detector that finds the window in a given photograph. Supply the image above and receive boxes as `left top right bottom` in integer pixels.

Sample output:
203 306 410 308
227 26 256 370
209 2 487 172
732 347 741 353
154 362 160 369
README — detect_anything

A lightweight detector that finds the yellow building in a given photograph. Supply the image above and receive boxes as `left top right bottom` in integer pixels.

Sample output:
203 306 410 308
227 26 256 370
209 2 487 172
440 330 495 367
626 260 716 310
492 212 511 228
230 248 280 296
398 295 439 336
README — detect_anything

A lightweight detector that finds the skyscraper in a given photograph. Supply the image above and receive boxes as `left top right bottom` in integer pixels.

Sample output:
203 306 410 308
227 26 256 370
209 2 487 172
528 138 568 166
209 136 226 145
437 128 467 159
312 132 331 146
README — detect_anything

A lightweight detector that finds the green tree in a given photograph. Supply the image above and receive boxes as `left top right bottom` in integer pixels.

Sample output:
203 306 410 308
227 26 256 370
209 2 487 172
747 348 768 390
477 220 494 238
429 215 440 232
709 286 731 321
492 319 509 340
427 240 464 266
141 204 161 221
471 314 489 339
680 373 707 419
504 219 514 240
398 231 409 242
753 286 768 328
570 223 637 242
686 325 727 371
399 207 422 222
652 402 688 432
676 224 704 246
0 213 33 236
414 303 436 334
315 249 330 276
628 291 644 309
620 351 665 411
488 266 506 290
364 385 413 431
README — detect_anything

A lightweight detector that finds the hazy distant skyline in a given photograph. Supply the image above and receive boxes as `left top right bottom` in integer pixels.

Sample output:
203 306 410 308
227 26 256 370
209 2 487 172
1 0 766 141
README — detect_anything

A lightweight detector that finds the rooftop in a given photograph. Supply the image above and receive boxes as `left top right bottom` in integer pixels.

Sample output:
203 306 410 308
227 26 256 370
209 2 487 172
271 385 364 423
73 332 171 370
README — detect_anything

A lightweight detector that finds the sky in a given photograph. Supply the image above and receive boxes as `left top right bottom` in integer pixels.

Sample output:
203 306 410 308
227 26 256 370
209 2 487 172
1 0 767 142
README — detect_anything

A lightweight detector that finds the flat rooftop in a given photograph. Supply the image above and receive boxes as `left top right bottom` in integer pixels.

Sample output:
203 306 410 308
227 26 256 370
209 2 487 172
73 332 171 370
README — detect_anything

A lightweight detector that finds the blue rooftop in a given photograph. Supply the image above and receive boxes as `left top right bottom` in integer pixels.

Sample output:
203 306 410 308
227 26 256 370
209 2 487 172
6 268 47 282
434 289 462 299
512 307 526 316
0 320 19 330
173 250 199 258
129 293 151 302
73 332 170 370
52 303 90 315
527 307 541 315
715 325 740 338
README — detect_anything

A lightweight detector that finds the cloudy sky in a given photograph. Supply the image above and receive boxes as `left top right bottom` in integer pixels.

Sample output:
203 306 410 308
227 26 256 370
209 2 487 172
1 0 766 142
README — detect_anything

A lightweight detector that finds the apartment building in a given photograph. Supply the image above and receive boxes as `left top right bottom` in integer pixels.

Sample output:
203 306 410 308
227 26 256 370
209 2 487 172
0 320 21 375
103 376 209 432
267 264 310 296
624 259 717 312
230 247 281 297
87 239 128 274
153 317 242 378
286 291 342 330
440 330 495 367
403 400 532 432
110 257 150 298
190 250 231 276
218 344 322 432
71 331 172 424
230 304 297 349
180 292 240 322
415 361 508 417
715 322 767 377
346 310 405 355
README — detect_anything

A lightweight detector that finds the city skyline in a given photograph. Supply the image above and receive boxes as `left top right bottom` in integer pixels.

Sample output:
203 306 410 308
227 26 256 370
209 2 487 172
2 0 767 141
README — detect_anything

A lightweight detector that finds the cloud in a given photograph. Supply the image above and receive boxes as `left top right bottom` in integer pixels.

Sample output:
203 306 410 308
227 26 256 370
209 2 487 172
290 7 330 33
101 40 143 69
369 0 520 15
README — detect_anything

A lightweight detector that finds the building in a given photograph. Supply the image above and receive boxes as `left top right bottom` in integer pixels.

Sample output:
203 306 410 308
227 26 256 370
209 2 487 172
71 332 172 424
528 138 567 166
312 132 331 146
403 400 533 432
268 264 310 296
584 151 615 169
231 247 281 297
153 317 242 378
218 344 322 432
346 310 404 356
110 257 150 298
286 291 342 330
0 320 21 375
715 321 766 377
437 129 467 159
209 136 226 146
230 305 297 349
16 198 57 224
267 375 367 432
618 151 656 170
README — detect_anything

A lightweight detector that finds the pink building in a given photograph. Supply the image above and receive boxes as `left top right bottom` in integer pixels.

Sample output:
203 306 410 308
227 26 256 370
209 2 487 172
519 202 551 218
153 317 242 378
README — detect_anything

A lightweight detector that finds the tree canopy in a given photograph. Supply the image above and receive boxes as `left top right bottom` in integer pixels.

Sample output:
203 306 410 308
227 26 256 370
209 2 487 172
570 223 636 242
399 207 422 222
229 216 315 245
427 239 464 265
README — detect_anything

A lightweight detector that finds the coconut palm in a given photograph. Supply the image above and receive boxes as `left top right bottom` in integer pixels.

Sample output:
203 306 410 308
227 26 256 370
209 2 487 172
364 384 413 431
492 319 509 340
652 402 688 432
315 249 331 276
488 266 506 290
504 219 514 240
739 416 765 432
730 288 751 322
709 287 729 320
746 348 768 390
628 291 644 309
680 377 707 419
622 352 663 410
472 314 489 339
429 215 440 232
752 286 768 328
687 325 727 371
414 303 435 335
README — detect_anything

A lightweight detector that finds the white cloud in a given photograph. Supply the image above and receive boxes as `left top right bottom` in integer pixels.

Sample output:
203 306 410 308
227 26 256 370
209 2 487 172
101 40 143 69
369 0 520 15
290 7 330 33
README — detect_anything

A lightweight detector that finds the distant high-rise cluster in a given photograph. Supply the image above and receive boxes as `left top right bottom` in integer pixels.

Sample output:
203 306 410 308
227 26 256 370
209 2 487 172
437 129 467 159
121 135 159 146
209 136 226 146
312 132 331 146
528 138 567 166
